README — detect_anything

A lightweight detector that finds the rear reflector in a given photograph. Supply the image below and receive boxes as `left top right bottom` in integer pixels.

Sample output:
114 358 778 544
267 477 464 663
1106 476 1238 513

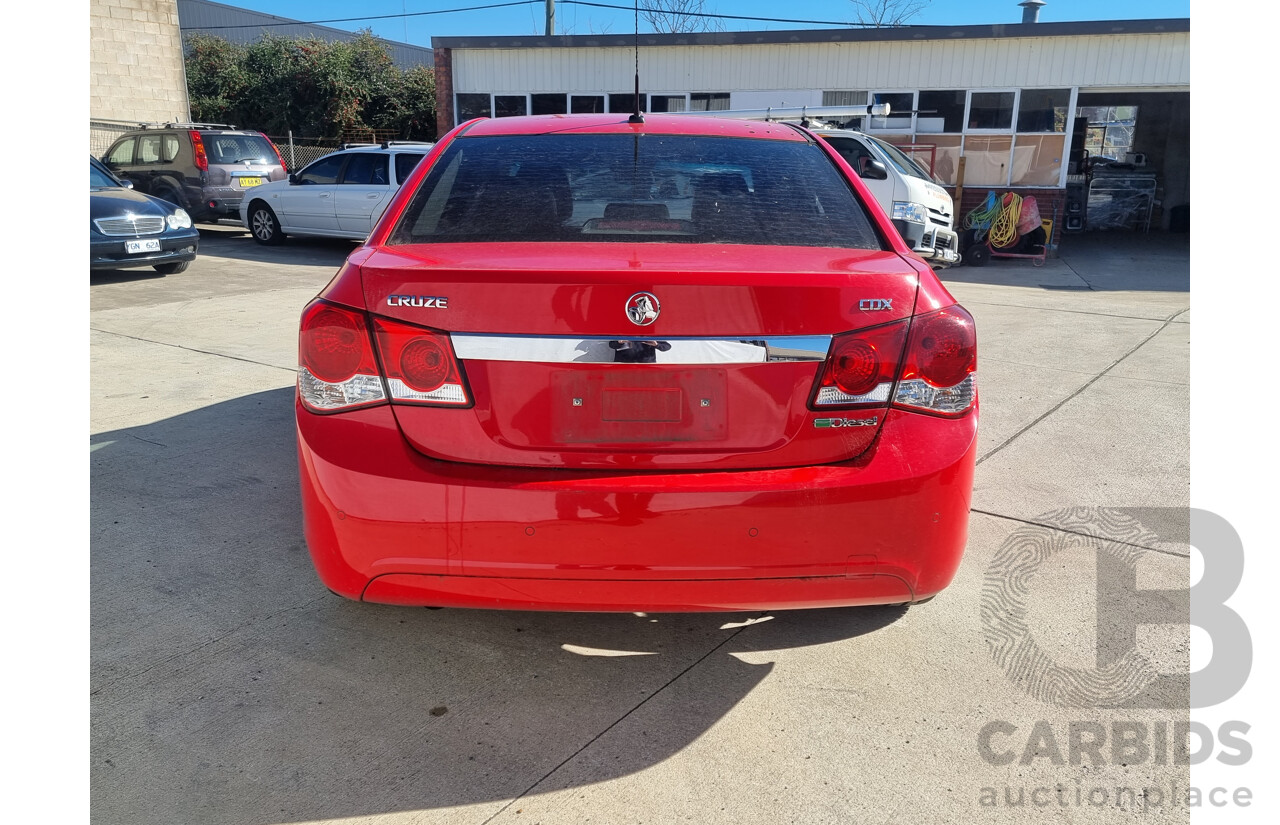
372 317 472 407
298 300 386 412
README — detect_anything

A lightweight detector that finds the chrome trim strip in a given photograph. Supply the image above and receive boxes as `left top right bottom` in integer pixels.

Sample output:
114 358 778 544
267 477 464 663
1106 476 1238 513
451 334 832 364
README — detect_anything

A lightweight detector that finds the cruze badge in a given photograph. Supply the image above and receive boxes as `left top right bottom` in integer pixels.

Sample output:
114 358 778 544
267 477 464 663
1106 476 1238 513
626 292 661 326
859 299 892 311
387 295 448 308
814 417 879 428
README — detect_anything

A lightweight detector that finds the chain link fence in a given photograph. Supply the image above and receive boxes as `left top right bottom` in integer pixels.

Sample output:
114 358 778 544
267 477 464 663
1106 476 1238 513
90 120 137 157
268 134 341 171
269 130 400 170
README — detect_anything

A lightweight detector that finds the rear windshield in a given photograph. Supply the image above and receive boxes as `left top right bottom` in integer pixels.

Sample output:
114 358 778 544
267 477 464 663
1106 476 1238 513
204 134 277 165
388 134 883 249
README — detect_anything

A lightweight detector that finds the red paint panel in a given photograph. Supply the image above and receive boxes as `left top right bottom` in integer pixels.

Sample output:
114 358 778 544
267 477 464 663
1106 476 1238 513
297 399 977 610
357 244 919 336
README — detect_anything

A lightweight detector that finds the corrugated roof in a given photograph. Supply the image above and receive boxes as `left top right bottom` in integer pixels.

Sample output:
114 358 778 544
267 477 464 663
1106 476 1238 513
432 18 1189 50
177 0 433 69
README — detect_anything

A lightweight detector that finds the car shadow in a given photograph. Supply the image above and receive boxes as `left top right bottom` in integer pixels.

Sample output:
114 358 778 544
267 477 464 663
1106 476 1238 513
89 268 168 285
195 222 358 269
91 387 908 824
943 231 1189 292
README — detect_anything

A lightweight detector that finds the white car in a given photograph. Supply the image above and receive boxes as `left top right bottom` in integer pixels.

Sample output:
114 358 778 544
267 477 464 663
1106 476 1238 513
240 143 432 244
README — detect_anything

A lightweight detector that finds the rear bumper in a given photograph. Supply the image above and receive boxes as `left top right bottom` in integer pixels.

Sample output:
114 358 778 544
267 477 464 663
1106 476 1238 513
197 186 257 219
297 400 977 612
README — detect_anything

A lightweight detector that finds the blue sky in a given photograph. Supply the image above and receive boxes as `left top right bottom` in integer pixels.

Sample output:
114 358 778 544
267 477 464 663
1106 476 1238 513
189 1 1191 47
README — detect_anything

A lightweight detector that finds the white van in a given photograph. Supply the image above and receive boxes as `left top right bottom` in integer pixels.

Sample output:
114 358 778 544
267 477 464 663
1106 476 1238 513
685 107 960 268
813 129 960 268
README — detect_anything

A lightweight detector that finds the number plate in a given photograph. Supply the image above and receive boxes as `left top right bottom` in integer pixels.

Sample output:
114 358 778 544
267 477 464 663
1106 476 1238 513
125 239 162 254
238 177 263 188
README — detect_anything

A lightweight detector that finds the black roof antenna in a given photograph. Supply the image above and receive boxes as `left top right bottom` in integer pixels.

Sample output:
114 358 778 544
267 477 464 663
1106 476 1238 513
629 0 644 124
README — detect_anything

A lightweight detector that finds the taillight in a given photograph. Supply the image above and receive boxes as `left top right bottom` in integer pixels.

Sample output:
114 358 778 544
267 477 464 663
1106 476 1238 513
372 318 471 407
809 304 977 417
893 305 977 416
811 320 908 408
189 130 208 172
298 300 385 412
263 133 288 171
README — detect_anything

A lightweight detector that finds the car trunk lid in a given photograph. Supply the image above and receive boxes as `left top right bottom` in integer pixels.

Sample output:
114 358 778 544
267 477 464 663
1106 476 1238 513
358 242 918 470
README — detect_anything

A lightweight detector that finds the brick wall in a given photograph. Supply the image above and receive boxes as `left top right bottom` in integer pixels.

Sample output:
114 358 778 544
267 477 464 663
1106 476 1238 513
434 48 454 139
90 0 190 150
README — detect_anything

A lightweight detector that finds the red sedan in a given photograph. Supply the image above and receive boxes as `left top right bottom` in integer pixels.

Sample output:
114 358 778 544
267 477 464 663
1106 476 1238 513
296 113 977 612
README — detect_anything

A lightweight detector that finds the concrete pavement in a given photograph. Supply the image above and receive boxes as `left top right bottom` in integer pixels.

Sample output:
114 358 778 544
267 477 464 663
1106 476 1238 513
91 226 1192 824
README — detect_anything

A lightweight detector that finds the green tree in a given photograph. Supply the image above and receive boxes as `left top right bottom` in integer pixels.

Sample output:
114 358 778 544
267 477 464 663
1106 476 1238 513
185 31 436 141
184 34 248 125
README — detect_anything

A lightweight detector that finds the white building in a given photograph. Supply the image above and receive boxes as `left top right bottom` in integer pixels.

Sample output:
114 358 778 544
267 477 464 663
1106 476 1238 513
432 16 1189 233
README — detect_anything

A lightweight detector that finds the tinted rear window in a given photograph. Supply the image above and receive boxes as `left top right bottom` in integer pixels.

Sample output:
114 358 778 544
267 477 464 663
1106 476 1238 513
205 134 276 165
388 134 883 249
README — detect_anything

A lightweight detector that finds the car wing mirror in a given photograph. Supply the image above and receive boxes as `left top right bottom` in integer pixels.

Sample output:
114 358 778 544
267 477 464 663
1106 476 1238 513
121 180 134 190
858 158 889 181
289 173 300 185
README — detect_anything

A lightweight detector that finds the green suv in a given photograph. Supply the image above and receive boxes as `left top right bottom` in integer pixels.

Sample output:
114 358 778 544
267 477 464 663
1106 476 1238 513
101 123 288 223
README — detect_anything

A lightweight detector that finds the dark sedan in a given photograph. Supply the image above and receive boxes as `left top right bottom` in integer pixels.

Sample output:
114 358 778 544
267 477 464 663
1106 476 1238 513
91 157 199 274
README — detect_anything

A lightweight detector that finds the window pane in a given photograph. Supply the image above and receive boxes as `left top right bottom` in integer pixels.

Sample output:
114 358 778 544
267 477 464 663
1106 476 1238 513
908 136 963 185
1077 105 1140 159
689 93 730 111
138 135 162 163
341 154 388 185
609 93 646 113
161 134 181 162
571 95 605 114
299 155 344 185
1017 89 1070 132
820 136 874 170
960 135 1012 185
495 96 527 117
1011 134 1066 186
822 90 867 107
106 138 135 164
531 94 566 115
968 92 1015 130
650 95 687 113
917 90 966 133
874 137 936 182
456 94 491 122
869 92 913 130
395 154 425 185
389 134 884 250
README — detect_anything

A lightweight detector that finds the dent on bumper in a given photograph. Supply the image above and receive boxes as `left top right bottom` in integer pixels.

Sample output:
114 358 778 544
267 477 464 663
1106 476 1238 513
297 401 977 611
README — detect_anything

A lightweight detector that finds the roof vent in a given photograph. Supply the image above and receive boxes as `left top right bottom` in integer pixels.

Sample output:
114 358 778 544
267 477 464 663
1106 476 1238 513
1018 0 1046 23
